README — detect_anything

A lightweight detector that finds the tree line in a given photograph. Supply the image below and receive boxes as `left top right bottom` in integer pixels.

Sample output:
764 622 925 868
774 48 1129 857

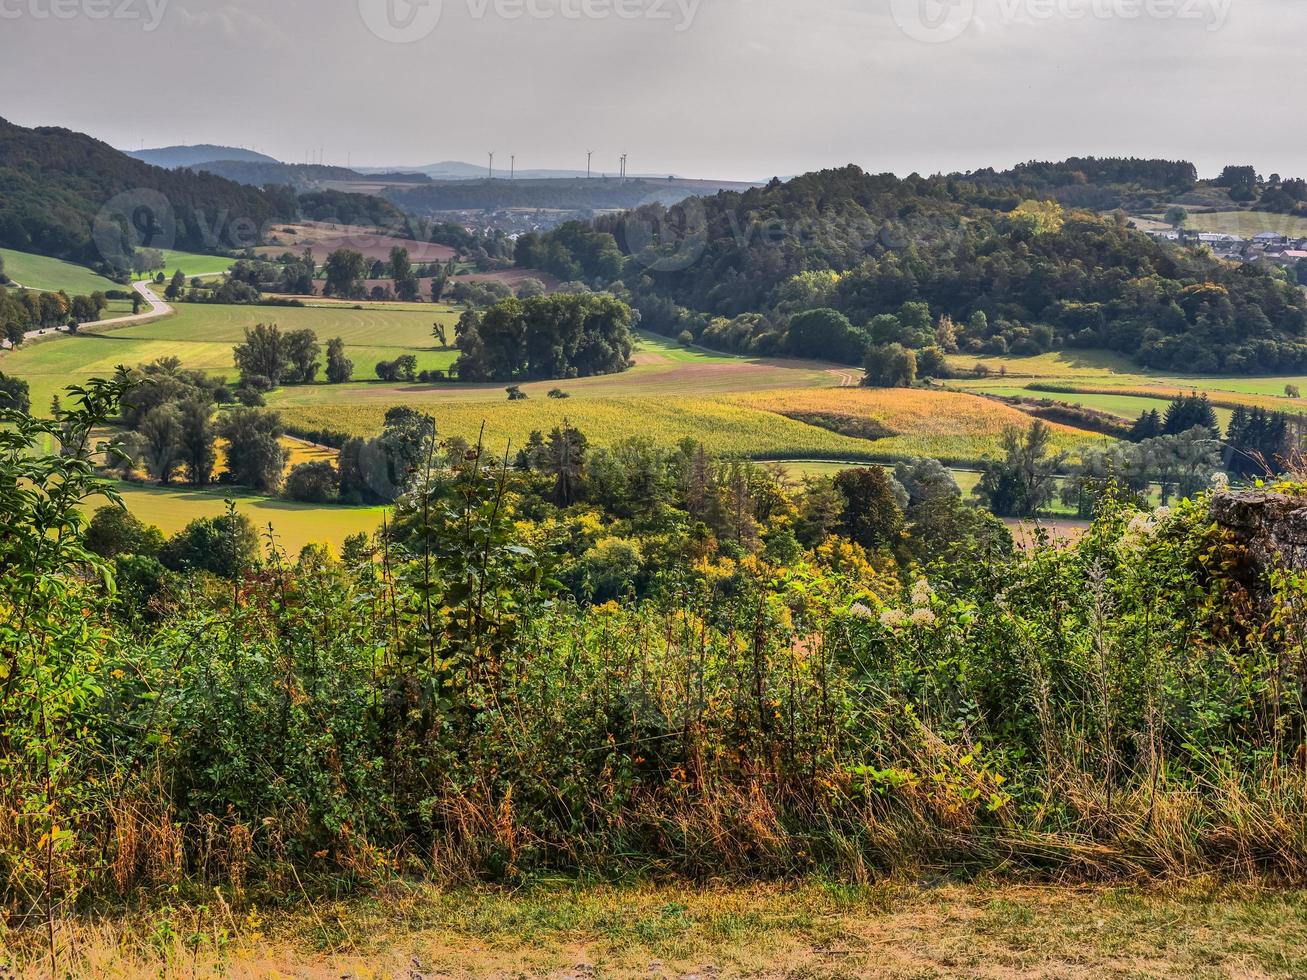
515 165 1307 374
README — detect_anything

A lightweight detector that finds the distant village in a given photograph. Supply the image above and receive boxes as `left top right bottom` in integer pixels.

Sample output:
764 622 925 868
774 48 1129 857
1143 226 1307 272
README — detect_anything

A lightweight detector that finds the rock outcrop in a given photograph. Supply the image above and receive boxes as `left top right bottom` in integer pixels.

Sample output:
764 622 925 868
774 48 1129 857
1210 490 1307 578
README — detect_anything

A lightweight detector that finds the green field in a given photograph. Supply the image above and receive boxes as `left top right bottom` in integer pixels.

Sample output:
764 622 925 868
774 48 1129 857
1170 210 1307 238
88 482 387 554
148 249 239 278
0 301 465 409
970 384 1236 431
0 248 121 294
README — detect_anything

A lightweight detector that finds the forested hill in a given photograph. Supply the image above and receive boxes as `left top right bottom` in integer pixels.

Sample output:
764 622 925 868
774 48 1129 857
962 156 1199 209
0 118 296 271
515 164 1307 373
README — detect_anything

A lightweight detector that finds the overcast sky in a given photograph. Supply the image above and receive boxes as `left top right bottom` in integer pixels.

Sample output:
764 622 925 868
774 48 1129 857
1 0 1303 181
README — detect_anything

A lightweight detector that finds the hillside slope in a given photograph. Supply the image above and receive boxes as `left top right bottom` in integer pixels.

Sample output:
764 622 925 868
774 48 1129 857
0 119 294 270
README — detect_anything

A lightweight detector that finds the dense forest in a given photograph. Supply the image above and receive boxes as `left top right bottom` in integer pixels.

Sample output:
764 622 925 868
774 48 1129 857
516 164 1307 372
0 117 296 272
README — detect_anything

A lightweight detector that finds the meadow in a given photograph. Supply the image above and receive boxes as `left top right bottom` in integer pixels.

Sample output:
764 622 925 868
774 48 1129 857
0 247 121 294
149 249 239 278
0 300 464 409
255 221 456 265
11 881 1307 978
1169 209 1307 238
942 349 1307 430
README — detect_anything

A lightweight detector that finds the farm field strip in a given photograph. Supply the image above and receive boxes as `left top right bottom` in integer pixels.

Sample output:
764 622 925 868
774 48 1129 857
278 387 1106 465
255 221 457 264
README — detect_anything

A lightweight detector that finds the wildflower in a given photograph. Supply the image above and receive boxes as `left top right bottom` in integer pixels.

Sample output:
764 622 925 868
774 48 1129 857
911 577 933 606
1153 506 1171 521
1212 472 1230 491
848 601 874 619
910 607 937 627
879 608 907 629
1125 513 1153 537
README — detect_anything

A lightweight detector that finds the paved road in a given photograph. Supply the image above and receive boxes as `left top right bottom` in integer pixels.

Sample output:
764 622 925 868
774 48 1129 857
9 279 172 345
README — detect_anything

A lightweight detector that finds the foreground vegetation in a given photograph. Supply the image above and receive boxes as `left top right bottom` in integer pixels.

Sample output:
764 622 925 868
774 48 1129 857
4 378 1307 973
6 880 1307 977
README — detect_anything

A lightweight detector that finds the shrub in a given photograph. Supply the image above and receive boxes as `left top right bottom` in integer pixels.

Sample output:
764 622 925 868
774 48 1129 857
283 460 340 503
159 510 260 578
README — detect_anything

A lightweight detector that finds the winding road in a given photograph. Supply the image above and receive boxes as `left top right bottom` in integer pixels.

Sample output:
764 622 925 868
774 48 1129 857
7 279 172 346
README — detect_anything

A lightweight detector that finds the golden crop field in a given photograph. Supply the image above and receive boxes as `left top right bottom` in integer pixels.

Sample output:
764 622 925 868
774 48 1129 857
728 387 1107 459
280 386 1106 465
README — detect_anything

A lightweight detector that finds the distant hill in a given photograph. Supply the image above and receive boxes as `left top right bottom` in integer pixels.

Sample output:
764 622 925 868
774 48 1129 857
383 176 753 215
179 159 429 192
360 161 758 184
125 144 280 168
356 161 574 181
0 119 294 272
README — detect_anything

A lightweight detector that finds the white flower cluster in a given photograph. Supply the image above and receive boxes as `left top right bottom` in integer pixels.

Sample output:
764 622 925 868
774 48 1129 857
878 577 938 630
910 607 937 627
879 608 907 628
848 601 874 620
911 577 933 606
1212 472 1230 491
1122 505 1175 548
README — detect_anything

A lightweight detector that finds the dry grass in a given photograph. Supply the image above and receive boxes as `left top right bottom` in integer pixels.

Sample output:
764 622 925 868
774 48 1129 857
5 881 1306 978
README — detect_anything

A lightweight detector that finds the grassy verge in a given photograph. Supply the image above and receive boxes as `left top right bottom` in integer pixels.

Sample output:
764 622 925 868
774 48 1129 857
6 881 1306 978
